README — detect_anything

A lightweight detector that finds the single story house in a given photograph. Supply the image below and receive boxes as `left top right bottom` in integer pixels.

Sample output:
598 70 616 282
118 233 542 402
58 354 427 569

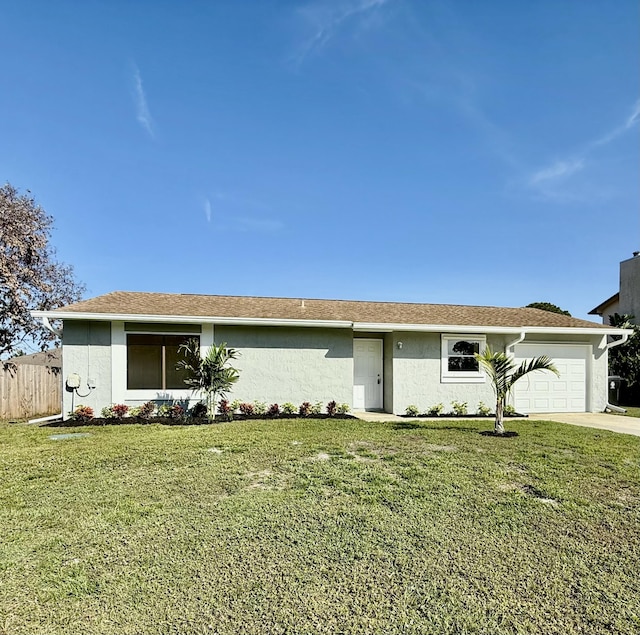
32 292 630 419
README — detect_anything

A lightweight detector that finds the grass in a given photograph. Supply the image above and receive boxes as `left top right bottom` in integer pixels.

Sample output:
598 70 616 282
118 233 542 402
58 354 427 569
1 418 639 635
616 406 640 418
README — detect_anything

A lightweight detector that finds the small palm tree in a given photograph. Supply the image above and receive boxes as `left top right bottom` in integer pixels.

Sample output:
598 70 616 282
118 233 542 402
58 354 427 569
475 347 559 435
177 338 240 420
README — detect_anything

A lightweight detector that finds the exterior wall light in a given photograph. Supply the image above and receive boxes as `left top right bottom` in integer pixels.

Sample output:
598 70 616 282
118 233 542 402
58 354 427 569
397 341 403 349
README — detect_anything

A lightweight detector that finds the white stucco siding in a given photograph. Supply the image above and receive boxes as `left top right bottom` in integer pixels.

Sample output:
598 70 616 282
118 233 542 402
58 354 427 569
215 326 353 406
390 332 503 415
62 320 112 417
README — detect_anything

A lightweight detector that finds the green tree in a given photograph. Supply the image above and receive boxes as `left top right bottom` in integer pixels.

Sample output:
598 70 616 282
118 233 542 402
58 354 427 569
608 313 640 400
0 183 84 358
475 347 559 435
525 302 571 317
177 338 240 420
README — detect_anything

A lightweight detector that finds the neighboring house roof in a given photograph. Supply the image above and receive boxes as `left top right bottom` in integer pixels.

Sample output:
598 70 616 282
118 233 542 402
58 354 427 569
45 291 612 331
9 348 62 368
589 293 620 316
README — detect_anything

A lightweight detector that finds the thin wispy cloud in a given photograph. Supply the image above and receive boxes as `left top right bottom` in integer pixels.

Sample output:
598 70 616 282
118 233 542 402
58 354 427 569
591 98 640 147
529 158 585 185
131 63 154 139
202 189 283 233
625 99 640 129
528 99 639 190
292 0 391 67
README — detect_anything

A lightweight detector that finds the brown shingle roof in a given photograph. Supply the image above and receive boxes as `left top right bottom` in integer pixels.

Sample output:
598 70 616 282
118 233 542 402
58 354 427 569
53 291 608 330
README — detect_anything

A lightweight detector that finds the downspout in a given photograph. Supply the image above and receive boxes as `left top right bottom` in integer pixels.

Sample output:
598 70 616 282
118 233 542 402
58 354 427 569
604 333 630 414
506 331 526 356
41 316 62 337
504 331 526 411
39 316 64 418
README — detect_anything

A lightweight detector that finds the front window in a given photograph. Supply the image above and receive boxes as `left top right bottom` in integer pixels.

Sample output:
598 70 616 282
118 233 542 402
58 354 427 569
127 334 195 390
441 335 486 383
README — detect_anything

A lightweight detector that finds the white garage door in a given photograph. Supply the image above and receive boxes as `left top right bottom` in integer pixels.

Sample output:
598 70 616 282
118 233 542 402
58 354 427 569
513 343 589 413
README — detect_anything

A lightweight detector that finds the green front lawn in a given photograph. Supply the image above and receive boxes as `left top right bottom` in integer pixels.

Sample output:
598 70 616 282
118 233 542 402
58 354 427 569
1 418 639 634
618 406 640 418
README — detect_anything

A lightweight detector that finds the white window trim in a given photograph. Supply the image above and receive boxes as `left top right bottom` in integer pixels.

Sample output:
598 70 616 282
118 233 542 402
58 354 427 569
112 322 214 403
441 334 486 384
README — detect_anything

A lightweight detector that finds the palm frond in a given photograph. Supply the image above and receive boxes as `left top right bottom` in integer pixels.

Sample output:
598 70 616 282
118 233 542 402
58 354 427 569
510 356 559 387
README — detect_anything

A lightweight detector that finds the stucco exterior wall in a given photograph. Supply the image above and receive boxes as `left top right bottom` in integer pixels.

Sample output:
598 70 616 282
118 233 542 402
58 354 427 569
215 325 353 406
62 320 112 417
383 334 394 413
600 298 621 326
620 255 640 323
390 332 507 414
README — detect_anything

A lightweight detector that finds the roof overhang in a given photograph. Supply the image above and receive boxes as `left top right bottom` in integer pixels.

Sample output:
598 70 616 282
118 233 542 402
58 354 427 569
31 311 630 337
589 293 620 315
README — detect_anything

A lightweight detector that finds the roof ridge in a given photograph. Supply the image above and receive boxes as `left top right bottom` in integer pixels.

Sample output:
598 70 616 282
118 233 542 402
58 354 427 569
99 290 530 312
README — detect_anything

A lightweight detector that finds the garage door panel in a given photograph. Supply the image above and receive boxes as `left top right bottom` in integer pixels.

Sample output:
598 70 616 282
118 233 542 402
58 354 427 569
513 344 588 414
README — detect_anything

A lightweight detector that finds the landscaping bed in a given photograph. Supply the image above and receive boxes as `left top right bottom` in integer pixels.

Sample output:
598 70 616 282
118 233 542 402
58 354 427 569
49 413 358 427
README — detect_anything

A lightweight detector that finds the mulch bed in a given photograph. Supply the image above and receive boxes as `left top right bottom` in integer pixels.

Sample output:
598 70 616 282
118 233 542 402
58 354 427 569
45 414 358 427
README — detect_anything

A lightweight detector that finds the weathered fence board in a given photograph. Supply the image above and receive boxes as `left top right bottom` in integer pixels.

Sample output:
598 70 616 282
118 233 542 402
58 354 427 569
0 364 62 419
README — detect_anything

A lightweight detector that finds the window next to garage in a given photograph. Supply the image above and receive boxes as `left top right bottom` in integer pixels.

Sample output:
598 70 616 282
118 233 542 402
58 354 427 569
441 334 486 383
127 334 197 390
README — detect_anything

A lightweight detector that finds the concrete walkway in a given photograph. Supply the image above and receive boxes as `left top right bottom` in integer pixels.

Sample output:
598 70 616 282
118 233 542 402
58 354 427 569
353 411 640 437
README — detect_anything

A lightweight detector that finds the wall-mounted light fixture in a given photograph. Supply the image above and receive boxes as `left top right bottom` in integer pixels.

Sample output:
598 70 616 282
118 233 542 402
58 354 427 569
397 341 403 349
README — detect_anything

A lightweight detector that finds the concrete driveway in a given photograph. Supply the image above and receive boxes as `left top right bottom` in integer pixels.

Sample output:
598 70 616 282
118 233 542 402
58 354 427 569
533 412 640 437
354 411 640 437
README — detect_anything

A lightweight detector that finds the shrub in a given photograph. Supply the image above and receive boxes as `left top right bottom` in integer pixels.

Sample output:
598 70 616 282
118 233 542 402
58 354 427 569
217 399 233 421
427 403 444 416
189 402 208 419
112 404 129 419
239 402 255 416
282 402 296 415
70 405 94 422
405 405 420 417
230 399 242 413
253 401 267 416
476 401 492 416
267 403 280 417
311 401 323 415
504 404 516 416
138 401 155 420
299 402 312 417
158 404 185 420
101 404 128 420
451 401 468 416
326 400 337 417
101 405 116 419
337 403 350 415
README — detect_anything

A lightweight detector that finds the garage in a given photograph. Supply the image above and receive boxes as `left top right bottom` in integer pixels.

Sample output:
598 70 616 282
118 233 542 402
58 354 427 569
512 343 590 413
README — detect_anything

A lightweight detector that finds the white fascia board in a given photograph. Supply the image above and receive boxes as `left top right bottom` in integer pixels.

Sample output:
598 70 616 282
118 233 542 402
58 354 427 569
30 311 352 329
31 311 631 337
353 322 631 336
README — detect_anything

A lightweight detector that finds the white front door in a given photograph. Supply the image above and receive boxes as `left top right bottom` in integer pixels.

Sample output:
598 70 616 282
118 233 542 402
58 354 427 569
353 339 383 410
513 343 589 413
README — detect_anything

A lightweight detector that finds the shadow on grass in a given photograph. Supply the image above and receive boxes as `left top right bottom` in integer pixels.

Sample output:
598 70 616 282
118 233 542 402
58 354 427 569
391 422 480 434
479 430 519 438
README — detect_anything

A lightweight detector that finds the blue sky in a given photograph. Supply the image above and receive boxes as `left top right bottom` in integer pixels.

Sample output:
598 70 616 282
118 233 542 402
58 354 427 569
1 0 638 320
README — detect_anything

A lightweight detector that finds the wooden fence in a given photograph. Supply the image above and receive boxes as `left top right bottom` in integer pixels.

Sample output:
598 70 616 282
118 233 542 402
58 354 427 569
0 364 62 420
